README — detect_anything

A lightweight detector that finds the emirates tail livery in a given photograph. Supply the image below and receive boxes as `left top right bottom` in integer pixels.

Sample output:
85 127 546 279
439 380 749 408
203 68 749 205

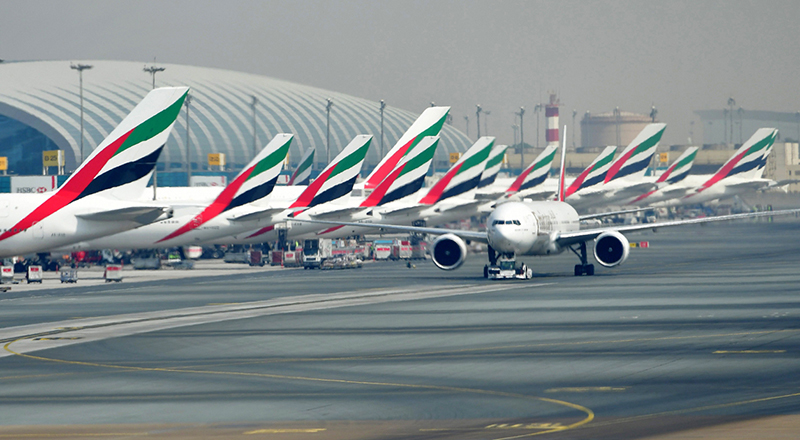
566 123 666 210
0 87 187 258
304 127 800 278
289 148 314 186
59 133 294 251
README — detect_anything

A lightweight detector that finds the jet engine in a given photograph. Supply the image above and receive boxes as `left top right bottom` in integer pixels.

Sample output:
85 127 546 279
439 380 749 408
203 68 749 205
593 230 630 268
431 233 467 270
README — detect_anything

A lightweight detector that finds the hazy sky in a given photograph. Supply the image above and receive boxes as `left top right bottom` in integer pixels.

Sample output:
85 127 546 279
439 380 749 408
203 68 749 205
2 0 799 146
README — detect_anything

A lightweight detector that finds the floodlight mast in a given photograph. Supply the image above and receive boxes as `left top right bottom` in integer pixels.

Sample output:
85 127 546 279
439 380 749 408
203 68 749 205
143 61 165 200
70 63 93 165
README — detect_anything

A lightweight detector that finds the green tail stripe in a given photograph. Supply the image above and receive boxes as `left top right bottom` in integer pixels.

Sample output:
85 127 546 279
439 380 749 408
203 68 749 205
674 150 698 169
457 142 494 174
329 140 372 179
486 152 505 168
248 138 293 180
532 148 557 172
113 91 187 158
591 151 616 172
399 139 439 178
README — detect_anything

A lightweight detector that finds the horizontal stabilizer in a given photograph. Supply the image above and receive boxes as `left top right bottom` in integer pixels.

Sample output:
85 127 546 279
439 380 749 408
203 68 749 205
434 200 483 214
77 206 172 224
227 207 286 222
380 204 429 218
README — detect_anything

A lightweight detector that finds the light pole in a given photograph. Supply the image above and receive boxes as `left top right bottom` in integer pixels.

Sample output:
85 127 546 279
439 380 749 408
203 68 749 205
143 63 165 89
325 98 333 167
572 109 577 149
614 106 621 146
250 95 259 160
723 109 729 144
143 62 165 200
476 105 482 138
650 105 658 122
484 110 491 135
534 103 543 149
464 115 469 138
737 107 743 144
516 107 526 170
185 93 192 184
379 100 386 167
512 124 519 147
70 63 92 165
727 97 736 145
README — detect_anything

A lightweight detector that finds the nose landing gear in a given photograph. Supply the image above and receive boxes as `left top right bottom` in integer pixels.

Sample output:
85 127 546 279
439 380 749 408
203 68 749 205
570 241 595 276
484 246 533 280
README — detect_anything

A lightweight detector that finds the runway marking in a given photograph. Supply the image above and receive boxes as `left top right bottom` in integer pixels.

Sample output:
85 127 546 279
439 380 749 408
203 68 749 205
3 338 595 440
713 350 786 354
0 434 147 438
484 422 563 429
33 337 82 341
546 387 627 393
244 428 326 434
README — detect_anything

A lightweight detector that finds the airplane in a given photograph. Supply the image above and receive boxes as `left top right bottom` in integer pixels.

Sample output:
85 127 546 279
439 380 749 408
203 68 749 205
476 143 509 190
56 133 297 251
623 146 699 206
565 124 666 211
479 143 561 204
656 128 779 206
289 147 314 186
0 87 187 258
303 126 800 278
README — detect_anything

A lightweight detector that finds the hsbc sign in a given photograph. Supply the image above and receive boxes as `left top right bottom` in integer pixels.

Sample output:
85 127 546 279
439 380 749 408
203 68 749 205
11 176 59 194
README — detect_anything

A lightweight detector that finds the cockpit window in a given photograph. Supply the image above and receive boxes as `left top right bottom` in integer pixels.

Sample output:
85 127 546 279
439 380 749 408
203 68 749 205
512 220 521 225
492 220 504 225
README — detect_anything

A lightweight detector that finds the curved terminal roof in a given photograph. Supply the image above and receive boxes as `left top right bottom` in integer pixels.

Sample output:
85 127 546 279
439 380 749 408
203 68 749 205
0 60 471 173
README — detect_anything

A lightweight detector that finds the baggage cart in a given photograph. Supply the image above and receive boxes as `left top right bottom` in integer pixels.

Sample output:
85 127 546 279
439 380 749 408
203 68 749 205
26 265 43 284
1 266 14 284
60 269 78 283
104 264 123 282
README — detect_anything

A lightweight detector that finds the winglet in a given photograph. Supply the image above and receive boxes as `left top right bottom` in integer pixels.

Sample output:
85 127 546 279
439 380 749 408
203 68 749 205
557 125 567 202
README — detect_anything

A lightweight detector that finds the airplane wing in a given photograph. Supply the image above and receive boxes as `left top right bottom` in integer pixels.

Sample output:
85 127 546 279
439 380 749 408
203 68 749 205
379 204 430 218
579 207 652 221
556 209 800 247
432 200 484 214
612 182 658 198
76 206 172 223
308 206 367 220
227 207 286 222
301 219 489 243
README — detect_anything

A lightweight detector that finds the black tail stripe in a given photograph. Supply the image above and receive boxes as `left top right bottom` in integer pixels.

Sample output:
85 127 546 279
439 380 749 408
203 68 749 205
379 175 427 206
224 176 278 213
308 176 358 208
519 173 547 191
439 175 481 202
74 146 163 202
478 174 498 188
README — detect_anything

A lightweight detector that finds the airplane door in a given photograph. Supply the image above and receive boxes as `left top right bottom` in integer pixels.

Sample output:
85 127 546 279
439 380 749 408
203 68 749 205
0 201 7 218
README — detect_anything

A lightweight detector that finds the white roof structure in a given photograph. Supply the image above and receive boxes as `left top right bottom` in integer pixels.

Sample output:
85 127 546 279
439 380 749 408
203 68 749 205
0 60 471 173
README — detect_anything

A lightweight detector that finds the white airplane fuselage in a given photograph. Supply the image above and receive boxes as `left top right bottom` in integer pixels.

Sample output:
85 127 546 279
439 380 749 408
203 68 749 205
486 201 580 256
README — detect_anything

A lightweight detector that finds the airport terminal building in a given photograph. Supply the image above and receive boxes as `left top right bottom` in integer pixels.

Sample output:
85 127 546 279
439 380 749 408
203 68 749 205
0 60 472 178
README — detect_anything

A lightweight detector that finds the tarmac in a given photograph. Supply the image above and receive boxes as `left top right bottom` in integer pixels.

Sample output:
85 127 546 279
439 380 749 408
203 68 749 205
0 218 799 439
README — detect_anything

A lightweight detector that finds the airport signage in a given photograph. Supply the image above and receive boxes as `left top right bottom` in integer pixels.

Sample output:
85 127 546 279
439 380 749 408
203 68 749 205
43 150 65 167
190 175 227 187
208 153 226 167
659 153 669 163
0 157 7 171
11 176 59 194
449 152 462 163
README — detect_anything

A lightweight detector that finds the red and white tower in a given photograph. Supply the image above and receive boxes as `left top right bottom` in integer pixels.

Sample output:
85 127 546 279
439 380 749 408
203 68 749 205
545 92 560 148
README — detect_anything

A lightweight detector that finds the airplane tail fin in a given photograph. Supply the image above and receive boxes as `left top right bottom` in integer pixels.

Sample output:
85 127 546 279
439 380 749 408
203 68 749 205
564 145 617 198
289 148 314 185
604 123 667 184
557 126 567 202
59 87 188 202
364 106 450 189
506 144 558 194
655 147 698 185
695 128 777 194
360 136 440 207
418 136 495 205
289 135 372 209
478 144 509 188
155 134 292 243
753 131 778 179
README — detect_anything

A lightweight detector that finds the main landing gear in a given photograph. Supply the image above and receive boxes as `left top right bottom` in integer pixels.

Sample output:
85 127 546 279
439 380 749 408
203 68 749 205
569 242 595 276
484 246 533 280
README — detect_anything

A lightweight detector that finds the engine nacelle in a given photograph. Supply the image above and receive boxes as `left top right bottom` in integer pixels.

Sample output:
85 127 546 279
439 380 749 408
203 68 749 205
593 230 630 268
431 233 467 270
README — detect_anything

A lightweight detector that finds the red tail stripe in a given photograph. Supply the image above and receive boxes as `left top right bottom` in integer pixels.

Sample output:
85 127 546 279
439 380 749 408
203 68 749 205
365 138 414 189
361 162 406 207
604 147 637 184
289 165 336 209
246 224 275 239
0 129 133 242
157 164 256 243
418 162 463 205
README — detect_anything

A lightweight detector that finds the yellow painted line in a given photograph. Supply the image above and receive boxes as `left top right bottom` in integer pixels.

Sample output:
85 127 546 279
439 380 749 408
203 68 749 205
713 350 786 354
546 387 627 393
3 339 594 440
0 433 147 438
56 326 83 330
244 428 326 434
485 423 563 429
34 337 82 341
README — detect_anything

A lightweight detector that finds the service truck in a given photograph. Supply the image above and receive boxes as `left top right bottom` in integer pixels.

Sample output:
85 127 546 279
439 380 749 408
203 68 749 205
302 239 333 269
